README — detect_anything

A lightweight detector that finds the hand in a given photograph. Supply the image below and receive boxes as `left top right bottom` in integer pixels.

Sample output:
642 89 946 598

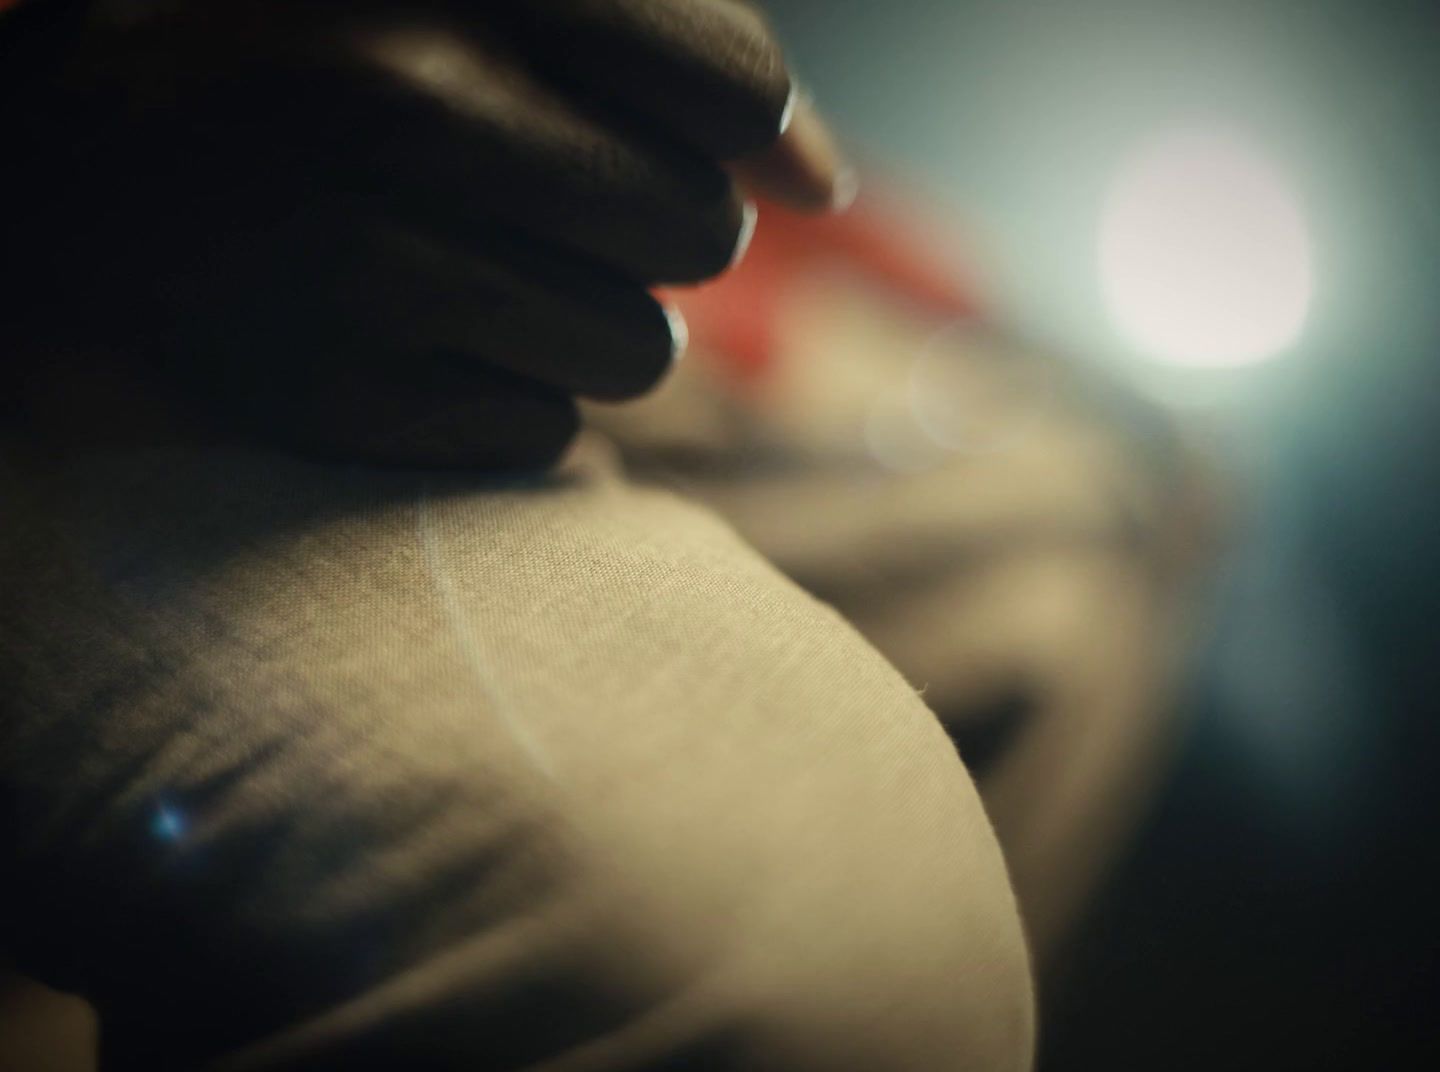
0 0 848 467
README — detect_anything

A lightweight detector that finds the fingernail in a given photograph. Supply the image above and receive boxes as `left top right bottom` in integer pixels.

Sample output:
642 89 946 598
664 303 690 363
778 77 802 136
729 199 759 269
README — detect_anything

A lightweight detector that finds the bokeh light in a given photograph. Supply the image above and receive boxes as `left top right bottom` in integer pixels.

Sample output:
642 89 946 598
1099 128 1315 368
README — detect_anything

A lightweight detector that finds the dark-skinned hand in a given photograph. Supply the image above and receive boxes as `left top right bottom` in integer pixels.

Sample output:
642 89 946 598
0 0 849 467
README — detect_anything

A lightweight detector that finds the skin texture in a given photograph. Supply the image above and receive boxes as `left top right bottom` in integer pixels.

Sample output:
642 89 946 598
0 0 845 467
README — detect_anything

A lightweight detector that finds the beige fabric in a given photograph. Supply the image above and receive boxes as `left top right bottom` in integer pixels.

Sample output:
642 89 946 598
0 271 1217 1068
589 297 1218 961
0 433 1032 1070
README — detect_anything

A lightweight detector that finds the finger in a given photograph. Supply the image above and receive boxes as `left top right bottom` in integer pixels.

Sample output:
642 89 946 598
366 0 852 213
728 94 857 212
388 222 688 403
334 16 755 284
281 364 582 471
149 213 692 464
170 293 584 472
50 10 758 287
495 0 794 161
196 208 686 402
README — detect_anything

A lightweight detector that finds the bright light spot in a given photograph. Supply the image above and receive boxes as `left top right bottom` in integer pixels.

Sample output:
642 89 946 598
1099 129 1314 367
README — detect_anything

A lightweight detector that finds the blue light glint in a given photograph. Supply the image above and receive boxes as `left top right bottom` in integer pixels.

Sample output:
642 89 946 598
151 802 188 843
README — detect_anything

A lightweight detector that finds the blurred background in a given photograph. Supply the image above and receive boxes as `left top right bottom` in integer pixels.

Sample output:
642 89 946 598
759 0 1440 1067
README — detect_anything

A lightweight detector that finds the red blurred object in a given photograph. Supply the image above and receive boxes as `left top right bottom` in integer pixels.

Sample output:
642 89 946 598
661 191 984 385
